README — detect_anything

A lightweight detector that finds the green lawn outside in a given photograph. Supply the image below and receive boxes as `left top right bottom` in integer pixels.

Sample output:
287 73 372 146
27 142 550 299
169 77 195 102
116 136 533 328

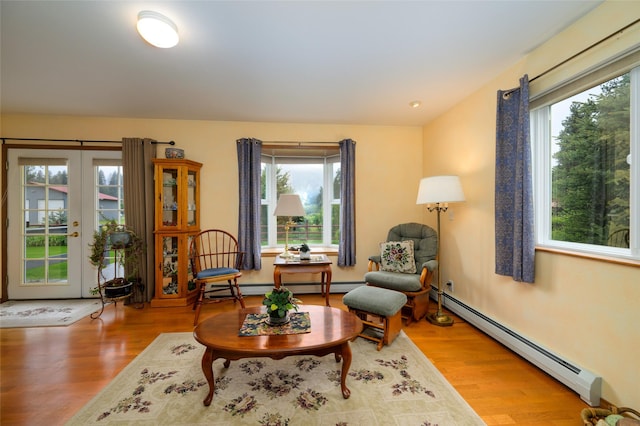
25 246 67 258
25 259 68 281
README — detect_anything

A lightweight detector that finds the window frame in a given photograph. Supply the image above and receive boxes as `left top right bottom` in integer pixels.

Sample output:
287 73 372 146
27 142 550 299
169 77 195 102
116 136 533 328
531 64 639 261
261 146 341 249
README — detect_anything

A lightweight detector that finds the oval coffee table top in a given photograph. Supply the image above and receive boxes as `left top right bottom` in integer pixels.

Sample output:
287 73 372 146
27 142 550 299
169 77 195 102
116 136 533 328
193 305 363 357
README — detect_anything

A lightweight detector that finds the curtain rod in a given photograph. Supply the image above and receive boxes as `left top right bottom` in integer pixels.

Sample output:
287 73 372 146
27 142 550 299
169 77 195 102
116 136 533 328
261 140 352 145
1 137 175 145
504 17 639 95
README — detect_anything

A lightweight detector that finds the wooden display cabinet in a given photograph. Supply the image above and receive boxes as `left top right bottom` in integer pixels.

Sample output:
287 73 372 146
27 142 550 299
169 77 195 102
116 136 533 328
151 158 202 307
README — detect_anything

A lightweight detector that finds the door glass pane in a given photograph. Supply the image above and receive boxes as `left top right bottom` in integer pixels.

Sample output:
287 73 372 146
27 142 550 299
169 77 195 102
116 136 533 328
24 235 44 283
96 164 124 225
47 234 68 282
21 162 69 284
95 163 125 281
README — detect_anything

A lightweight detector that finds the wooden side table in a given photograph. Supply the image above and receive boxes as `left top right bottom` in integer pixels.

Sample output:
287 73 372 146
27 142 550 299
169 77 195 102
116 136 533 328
273 254 333 306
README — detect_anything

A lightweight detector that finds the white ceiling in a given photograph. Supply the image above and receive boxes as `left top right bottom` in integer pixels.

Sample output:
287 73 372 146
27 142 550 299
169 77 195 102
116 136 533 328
1 1 603 127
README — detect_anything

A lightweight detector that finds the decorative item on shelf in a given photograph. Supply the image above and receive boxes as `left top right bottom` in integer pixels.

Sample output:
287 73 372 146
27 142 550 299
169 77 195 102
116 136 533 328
299 243 311 260
165 147 184 159
262 286 301 326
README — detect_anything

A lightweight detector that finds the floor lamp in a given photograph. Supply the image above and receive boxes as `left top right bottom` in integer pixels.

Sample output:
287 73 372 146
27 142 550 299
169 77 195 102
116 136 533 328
273 194 305 258
416 175 465 327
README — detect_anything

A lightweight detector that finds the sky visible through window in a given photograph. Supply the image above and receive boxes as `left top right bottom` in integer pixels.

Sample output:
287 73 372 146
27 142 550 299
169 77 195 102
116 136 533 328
280 163 323 206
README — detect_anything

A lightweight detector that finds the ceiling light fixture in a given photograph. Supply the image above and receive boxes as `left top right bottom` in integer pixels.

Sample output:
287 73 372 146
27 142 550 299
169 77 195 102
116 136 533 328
409 101 421 108
136 10 179 48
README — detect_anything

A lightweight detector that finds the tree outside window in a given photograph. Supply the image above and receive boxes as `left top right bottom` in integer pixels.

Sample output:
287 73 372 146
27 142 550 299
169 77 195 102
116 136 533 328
550 74 630 247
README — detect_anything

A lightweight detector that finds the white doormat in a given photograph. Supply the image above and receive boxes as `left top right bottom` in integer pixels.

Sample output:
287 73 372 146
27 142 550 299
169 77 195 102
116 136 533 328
0 299 103 328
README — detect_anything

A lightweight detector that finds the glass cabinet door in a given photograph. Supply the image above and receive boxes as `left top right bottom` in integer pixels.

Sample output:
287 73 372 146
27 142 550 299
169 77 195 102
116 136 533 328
187 233 196 292
161 235 179 295
187 169 197 228
161 167 179 229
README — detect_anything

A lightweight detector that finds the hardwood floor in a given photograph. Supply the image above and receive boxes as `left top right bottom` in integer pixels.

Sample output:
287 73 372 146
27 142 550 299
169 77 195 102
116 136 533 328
0 294 589 425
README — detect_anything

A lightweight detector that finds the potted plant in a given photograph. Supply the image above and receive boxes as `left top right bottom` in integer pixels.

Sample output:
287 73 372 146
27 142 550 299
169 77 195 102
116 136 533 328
262 286 301 325
89 219 145 299
299 242 311 260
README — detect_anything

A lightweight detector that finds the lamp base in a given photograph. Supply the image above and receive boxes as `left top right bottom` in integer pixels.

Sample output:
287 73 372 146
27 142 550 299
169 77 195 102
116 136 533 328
279 251 294 259
427 312 454 327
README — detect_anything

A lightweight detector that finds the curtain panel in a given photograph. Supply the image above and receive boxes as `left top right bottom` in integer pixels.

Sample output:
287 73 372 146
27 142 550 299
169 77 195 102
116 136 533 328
495 75 535 283
122 137 157 301
237 138 263 270
338 139 356 267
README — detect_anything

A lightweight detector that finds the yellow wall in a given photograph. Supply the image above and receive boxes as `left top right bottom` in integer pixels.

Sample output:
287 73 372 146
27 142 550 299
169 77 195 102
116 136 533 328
421 1 640 409
1 115 424 288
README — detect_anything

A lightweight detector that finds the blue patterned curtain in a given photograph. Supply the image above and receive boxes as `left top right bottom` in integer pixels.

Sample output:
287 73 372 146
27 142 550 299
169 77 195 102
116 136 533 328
495 75 535 283
338 139 356 266
237 138 262 270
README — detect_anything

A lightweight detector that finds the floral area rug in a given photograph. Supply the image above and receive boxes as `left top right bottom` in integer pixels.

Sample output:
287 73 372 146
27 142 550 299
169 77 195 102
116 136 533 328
0 299 102 328
67 330 486 425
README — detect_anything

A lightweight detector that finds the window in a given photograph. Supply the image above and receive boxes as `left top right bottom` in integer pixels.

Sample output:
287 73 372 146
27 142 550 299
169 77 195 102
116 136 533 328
531 64 639 260
261 145 341 248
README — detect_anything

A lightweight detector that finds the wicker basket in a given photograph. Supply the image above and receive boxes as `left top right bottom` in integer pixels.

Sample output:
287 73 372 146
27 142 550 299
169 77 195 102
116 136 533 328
581 407 640 425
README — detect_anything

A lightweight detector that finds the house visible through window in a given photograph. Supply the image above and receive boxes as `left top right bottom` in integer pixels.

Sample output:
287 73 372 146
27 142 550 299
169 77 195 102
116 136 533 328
261 145 341 248
95 161 124 226
531 64 638 259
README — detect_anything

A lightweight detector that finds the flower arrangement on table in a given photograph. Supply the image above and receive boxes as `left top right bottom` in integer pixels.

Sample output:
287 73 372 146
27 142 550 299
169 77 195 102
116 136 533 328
262 286 301 320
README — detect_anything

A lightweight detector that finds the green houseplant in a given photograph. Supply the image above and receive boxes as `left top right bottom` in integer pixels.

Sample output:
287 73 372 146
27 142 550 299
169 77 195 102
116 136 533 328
262 286 301 325
89 219 145 298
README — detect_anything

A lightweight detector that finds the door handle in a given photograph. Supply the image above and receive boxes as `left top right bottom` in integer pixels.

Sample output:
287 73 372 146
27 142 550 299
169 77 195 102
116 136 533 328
68 232 79 237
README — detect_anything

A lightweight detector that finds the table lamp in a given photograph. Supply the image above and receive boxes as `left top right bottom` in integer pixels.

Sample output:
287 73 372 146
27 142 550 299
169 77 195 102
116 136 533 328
273 194 305 258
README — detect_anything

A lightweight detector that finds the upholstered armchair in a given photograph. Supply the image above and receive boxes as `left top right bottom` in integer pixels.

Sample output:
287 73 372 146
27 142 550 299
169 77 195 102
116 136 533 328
364 222 438 324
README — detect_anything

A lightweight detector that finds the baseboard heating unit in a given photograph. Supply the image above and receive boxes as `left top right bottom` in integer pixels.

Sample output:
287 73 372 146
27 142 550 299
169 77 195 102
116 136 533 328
436 290 601 406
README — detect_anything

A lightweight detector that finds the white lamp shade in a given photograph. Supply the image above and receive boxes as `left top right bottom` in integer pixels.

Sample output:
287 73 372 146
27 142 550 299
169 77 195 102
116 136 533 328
273 194 305 217
416 175 465 204
137 11 179 48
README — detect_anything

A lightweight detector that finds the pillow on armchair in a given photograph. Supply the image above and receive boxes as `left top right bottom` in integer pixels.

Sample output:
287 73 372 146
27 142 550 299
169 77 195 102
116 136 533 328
380 240 416 274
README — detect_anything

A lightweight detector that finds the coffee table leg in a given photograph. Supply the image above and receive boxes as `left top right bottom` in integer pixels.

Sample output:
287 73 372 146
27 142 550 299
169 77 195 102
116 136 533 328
201 347 215 406
339 342 352 399
324 268 332 306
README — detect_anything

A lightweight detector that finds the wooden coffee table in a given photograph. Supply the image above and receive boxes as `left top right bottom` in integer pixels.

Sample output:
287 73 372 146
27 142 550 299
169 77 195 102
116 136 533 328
193 305 363 406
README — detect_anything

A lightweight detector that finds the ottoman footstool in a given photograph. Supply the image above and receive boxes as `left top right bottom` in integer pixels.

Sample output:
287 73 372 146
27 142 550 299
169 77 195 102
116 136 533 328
342 285 407 350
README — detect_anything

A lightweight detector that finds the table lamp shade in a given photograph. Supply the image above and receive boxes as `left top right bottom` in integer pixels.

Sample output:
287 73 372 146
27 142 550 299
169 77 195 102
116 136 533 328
416 175 465 205
274 194 305 217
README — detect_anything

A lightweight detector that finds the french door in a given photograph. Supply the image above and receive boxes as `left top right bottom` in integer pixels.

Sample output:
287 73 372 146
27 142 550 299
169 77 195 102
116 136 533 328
6 148 122 299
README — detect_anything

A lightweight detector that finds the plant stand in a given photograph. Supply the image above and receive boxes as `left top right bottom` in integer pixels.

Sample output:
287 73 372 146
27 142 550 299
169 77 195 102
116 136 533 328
90 229 140 319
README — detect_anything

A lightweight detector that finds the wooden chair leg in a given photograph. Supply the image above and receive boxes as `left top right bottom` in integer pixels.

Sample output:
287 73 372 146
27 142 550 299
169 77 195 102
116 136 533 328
193 283 206 326
231 278 246 308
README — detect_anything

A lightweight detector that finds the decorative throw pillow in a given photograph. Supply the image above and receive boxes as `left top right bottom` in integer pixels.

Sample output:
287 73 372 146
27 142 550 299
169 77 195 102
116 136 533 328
380 240 416 273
